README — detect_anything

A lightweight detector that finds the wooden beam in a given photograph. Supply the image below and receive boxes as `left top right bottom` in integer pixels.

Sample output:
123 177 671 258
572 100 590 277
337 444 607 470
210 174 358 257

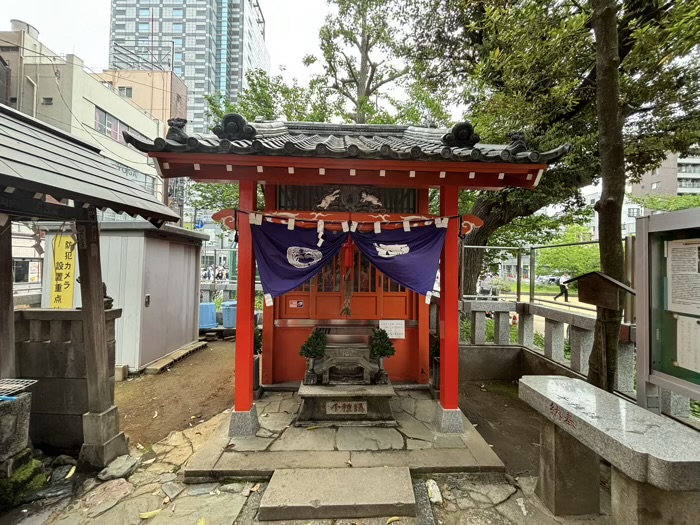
0 192 89 221
0 222 16 378
76 211 111 413
417 189 430 385
180 166 540 191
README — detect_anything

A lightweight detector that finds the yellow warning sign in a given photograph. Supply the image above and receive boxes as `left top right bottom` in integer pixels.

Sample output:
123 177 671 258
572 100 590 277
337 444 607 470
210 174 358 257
50 235 76 308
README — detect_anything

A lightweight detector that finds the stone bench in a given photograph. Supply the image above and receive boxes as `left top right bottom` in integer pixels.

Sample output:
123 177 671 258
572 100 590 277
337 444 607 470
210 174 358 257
519 375 700 525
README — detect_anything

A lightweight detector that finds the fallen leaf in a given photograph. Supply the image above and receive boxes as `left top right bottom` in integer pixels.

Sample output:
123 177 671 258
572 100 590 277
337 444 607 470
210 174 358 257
387 517 401 524
190 415 196 420
197 519 206 525
346 460 353 467
152 411 158 419
142 458 156 465
224 443 236 451
306 426 320 430
262 413 269 417
251 483 261 492
136 443 145 450
64 466 76 480
163 496 170 505
138 509 162 519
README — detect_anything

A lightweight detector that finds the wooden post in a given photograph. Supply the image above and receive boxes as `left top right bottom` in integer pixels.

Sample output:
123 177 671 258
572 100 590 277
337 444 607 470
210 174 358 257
417 189 430 384
0 222 17 378
76 214 111 413
234 180 257 412
440 186 459 409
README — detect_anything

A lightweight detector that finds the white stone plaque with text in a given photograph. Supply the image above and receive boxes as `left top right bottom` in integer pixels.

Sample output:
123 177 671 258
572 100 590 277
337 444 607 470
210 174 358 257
379 320 405 339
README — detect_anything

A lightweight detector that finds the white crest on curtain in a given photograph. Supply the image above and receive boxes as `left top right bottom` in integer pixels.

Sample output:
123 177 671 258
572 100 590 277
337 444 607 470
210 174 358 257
287 247 323 268
374 243 410 258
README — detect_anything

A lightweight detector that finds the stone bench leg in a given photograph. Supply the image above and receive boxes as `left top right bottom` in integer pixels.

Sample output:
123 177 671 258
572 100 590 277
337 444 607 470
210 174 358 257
611 467 700 525
536 419 600 515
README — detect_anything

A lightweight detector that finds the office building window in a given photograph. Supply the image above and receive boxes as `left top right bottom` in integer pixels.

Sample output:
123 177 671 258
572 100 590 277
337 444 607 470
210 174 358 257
651 182 660 190
41 97 53 105
172 37 183 47
174 52 183 62
173 8 183 18
118 86 133 98
628 208 641 218
172 22 183 32
174 66 183 76
138 8 150 17
138 22 149 32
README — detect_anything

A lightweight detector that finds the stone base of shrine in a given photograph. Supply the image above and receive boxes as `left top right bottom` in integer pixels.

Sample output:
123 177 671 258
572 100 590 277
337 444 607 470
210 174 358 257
295 383 396 426
183 389 505 482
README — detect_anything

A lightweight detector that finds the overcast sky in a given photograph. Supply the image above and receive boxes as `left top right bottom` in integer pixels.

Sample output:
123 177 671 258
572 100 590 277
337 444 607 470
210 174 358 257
2 0 329 82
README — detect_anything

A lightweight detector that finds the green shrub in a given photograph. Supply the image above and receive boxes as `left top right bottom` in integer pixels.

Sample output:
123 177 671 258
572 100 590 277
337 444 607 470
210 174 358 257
300 329 327 359
369 328 396 359
459 317 518 343
254 326 263 355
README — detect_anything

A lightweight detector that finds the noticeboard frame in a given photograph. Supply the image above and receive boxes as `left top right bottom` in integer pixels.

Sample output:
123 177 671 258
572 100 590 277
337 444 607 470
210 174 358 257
636 208 700 410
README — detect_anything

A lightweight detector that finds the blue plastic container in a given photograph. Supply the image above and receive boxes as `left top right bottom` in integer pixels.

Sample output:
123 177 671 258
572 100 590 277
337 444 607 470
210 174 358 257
199 302 217 329
222 301 238 329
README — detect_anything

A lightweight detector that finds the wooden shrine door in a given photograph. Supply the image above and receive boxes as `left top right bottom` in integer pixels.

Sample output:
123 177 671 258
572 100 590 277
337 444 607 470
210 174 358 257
278 246 415 321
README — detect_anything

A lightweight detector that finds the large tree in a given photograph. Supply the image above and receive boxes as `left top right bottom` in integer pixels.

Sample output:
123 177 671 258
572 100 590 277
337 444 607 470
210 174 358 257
403 0 700 297
588 0 626 390
305 0 408 123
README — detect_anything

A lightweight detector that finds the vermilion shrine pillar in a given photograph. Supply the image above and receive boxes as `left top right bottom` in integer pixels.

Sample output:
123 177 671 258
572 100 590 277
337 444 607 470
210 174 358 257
435 185 464 432
230 179 260 435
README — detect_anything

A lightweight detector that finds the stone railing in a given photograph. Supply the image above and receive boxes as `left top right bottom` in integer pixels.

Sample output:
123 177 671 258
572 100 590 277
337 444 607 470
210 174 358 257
459 300 693 421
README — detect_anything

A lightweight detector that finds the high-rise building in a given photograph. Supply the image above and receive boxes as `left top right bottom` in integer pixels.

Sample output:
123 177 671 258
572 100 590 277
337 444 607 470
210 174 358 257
109 0 270 134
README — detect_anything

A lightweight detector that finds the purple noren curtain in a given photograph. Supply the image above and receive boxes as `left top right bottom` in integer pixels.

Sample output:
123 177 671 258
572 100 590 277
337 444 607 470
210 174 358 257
251 221 348 298
351 227 446 297
251 221 447 299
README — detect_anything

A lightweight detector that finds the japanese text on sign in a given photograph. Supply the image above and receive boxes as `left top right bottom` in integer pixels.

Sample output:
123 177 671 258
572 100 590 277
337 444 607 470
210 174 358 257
549 402 576 428
326 401 368 415
379 320 405 339
50 235 76 309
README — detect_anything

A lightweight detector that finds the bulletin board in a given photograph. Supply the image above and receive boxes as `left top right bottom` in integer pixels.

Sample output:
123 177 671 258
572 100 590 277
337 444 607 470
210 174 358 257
649 229 700 386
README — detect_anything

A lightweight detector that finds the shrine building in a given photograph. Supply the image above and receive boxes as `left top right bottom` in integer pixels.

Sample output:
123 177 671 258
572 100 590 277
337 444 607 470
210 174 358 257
125 114 570 433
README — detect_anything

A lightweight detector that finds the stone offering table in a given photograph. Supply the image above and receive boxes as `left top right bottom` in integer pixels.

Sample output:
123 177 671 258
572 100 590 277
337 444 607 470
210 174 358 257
296 383 396 426
519 375 700 525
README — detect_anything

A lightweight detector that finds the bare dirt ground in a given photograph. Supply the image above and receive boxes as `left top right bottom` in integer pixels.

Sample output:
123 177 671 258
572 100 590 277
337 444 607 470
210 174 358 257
115 340 235 446
459 379 542 477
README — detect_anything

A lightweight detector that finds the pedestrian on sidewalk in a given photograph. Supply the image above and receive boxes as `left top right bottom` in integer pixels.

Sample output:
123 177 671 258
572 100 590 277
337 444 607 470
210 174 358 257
554 273 570 302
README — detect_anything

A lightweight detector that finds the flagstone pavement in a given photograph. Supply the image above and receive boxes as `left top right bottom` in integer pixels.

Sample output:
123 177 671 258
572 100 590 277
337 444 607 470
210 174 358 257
1 391 610 525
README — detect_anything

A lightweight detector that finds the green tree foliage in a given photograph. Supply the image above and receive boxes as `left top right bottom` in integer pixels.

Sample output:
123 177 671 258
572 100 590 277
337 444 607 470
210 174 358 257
403 0 700 293
536 225 600 278
204 69 338 124
628 193 700 212
306 0 408 123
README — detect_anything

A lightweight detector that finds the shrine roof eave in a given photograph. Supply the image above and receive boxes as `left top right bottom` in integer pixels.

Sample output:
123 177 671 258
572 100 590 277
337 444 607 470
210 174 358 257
148 152 549 190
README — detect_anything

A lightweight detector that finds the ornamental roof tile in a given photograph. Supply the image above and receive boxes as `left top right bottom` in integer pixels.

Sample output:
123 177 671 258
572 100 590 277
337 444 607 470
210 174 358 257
123 114 571 165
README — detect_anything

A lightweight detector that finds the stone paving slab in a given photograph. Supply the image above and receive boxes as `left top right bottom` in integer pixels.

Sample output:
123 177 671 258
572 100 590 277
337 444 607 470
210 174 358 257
336 427 404 450
209 451 352 478
258 467 416 520
269 426 336 451
149 493 247 525
349 448 492 473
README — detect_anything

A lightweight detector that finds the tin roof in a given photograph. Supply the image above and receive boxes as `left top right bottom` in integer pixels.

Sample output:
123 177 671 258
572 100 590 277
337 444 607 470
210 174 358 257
0 104 179 225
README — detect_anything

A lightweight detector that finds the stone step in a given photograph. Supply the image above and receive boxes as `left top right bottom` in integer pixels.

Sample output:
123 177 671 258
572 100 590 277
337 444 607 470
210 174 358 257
258 467 416 520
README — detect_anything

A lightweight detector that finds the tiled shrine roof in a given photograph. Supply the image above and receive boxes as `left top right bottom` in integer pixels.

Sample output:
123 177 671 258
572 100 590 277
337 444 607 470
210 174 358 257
124 113 571 165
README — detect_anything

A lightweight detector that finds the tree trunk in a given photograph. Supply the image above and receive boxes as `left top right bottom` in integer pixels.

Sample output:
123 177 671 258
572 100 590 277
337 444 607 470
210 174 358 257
587 0 627 392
